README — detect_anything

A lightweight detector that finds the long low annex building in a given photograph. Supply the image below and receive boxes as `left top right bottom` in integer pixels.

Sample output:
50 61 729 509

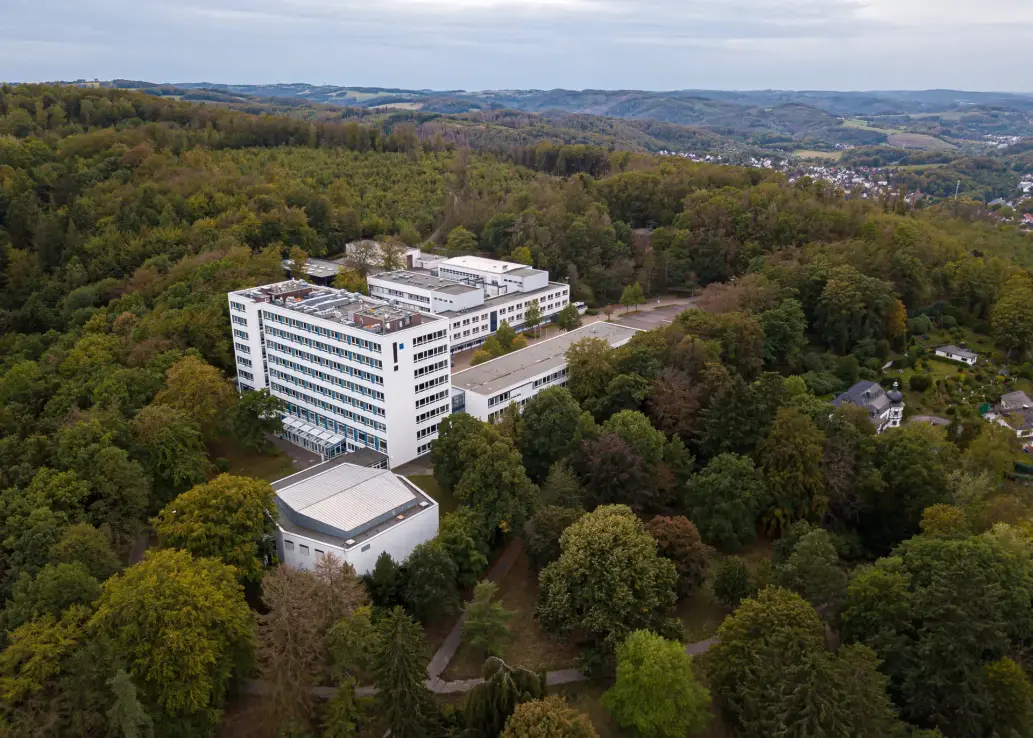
450 322 640 422
271 455 439 575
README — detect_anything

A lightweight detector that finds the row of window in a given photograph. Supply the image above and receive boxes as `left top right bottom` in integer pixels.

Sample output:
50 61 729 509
416 404 450 425
231 314 248 326
416 389 450 409
269 369 385 417
233 329 249 341
239 370 254 381
262 311 383 353
414 374 449 394
413 344 448 363
231 301 247 312
413 329 448 347
417 423 440 440
272 382 388 432
268 353 386 401
235 341 251 354
283 404 387 452
238 356 253 368
266 326 384 370
488 397 530 422
370 286 430 304
266 340 384 386
488 390 512 408
533 367 568 389
417 441 433 456
415 359 448 378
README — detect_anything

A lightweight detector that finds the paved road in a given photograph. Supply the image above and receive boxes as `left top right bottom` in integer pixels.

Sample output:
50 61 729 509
908 415 951 427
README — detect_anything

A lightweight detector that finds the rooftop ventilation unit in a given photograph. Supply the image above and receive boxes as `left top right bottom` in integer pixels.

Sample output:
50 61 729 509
418 501 429 508
344 538 356 546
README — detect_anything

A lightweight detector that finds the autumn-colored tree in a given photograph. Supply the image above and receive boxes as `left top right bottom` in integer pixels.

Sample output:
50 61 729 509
153 475 277 583
502 696 598 738
645 516 712 597
154 355 236 438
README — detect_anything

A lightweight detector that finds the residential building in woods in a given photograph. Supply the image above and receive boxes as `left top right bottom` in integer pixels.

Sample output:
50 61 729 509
228 280 451 467
989 391 1033 441
831 380 905 434
935 345 979 366
271 455 438 575
452 323 640 422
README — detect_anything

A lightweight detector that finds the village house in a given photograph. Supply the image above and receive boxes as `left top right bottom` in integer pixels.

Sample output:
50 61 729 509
831 380 905 434
934 345 978 366
988 390 1033 441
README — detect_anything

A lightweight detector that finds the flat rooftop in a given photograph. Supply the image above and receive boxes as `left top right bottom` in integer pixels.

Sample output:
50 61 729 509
369 270 481 296
273 459 436 547
233 280 440 334
441 255 529 274
437 281 567 318
451 322 640 397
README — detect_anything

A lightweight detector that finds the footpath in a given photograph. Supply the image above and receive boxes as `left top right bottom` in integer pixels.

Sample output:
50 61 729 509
245 538 716 699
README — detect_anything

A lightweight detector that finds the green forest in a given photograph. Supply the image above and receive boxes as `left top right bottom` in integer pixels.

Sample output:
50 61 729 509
4 83 1033 738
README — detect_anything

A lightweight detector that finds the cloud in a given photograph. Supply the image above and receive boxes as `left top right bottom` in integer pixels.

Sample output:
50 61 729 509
1 0 1030 91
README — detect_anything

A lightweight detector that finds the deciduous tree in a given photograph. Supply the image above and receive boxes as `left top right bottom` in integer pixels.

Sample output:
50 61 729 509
502 696 598 738
153 474 277 583
758 408 826 535
519 388 585 483
227 389 286 452
455 439 538 535
602 630 711 738
684 454 764 552
401 541 459 621
538 505 678 647
153 355 236 439
89 549 254 736
524 506 585 570
645 516 711 597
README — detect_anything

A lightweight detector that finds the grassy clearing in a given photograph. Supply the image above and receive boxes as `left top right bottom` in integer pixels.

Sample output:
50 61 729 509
443 547 580 680
843 118 887 132
887 132 956 151
794 149 843 161
207 438 296 482
678 537 773 643
407 474 460 515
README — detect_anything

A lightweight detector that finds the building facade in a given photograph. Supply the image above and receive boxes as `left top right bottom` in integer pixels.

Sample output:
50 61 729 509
272 457 439 575
451 323 640 422
228 280 452 467
367 256 570 354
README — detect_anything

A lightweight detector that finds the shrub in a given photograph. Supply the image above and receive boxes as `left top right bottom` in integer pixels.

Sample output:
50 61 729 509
909 375 931 392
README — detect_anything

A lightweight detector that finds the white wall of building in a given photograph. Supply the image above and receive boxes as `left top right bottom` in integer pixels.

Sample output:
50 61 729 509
228 297 268 391
277 504 439 575
229 284 452 468
447 284 570 353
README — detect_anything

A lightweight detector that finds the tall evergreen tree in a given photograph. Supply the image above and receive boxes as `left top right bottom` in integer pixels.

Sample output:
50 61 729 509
371 607 435 738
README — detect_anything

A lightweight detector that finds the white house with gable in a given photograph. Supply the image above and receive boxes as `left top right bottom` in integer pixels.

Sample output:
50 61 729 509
935 345 978 366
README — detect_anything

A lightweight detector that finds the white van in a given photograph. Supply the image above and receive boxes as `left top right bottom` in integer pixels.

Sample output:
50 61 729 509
574 301 588 315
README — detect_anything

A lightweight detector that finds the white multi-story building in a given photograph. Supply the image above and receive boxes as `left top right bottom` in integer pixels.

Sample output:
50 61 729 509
367 256 570 354
451 323 640 422
272 456 439 575
228 280 452 468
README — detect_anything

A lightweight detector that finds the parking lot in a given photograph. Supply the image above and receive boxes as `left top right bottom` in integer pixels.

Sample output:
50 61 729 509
610 303 690 330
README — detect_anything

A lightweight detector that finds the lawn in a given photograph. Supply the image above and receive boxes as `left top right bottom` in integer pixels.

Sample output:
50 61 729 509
887 132 956 151
679 538 774 643
794 149 843 161
442 547 581 680
207 438 296 482
407 474 460 515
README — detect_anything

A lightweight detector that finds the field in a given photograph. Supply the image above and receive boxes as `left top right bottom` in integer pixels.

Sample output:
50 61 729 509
794 149 843 161
886 132 956 150
370 102 424 110
843 118 888 132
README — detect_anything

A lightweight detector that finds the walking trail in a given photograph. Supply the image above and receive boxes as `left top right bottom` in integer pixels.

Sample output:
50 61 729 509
245 538 717 699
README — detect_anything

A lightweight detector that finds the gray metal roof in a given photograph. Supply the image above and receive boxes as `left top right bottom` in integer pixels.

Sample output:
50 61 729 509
275 461 429 541
451 322 640 397
831 380 902 420
1001 391 1033 411
937 345 978 360
369 270 481 295
437 281 568 318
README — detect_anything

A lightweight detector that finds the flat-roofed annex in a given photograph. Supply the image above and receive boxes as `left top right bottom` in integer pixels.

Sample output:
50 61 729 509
451 322 640 397
274 461 425 541
369 270 481 295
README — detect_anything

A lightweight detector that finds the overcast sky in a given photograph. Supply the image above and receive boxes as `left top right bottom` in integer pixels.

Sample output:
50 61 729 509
3 0 1031 92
